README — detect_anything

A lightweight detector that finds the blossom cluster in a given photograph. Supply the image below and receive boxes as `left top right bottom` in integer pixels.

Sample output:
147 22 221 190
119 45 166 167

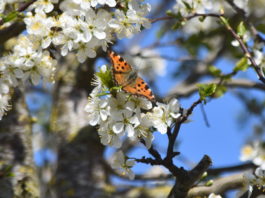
0 0 152 120
84 65 180 178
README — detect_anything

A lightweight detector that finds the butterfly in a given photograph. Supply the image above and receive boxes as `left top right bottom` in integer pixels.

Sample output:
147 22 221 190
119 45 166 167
108 50 155 101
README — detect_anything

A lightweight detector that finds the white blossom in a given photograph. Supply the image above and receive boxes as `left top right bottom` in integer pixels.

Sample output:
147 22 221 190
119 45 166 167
98 123 122 148
127 0 151 29
73 0 116 10
240 144 257 162
112 110 140 137
30 0 58 13
134 113 154 148
111 151 135 179
148 98 181 134
240 141 265 169
109 0 151 38
85 97 109 126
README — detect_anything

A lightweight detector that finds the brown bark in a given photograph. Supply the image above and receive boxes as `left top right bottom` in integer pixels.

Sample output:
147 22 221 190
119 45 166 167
0 89 40 198
50 56 107 198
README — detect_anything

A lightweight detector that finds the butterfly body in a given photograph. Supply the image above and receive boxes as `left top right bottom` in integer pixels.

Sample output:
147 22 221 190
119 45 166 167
108 50 155 101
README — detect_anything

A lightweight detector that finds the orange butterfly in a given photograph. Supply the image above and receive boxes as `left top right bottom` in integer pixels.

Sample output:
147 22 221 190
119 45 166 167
108 50 155 101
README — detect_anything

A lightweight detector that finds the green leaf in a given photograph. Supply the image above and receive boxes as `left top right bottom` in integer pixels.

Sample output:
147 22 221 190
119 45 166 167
197 83 217 101
208 65 221 77
96 66 114 89
237 21 246 37
234 57 249 72
110 86 122 91
214 85 227 98
3 11 18 23
220 16 229 27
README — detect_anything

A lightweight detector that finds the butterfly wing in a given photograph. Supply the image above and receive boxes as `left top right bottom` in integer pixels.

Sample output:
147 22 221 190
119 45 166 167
108 50 132 86
108 50 155 101
123 77 155 101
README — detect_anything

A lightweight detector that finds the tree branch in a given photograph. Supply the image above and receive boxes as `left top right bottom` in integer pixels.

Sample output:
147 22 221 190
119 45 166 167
169 78 265 98
187 173 245 197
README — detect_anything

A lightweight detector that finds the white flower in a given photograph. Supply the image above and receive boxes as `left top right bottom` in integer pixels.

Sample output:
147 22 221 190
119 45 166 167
84 9 110 40
85 97 109 126
73 0 116 10
24 12 51 37
30 0 58 13
75 41 97 63
109 1 151 38
108 92 135 117
208 193 222 198
240 144 257 162
21 50 56 85
134 113 154 148
111 151 135 180
109 10 138 39
98 0 116 7
127 0 151 29
149 98 181 134
112 110 140 137
98 123 122 148
72 0 94 10
128 96 153 115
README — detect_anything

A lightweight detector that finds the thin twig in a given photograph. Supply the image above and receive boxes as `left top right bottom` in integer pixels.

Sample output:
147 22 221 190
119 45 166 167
220 19 265 84
180 98 202 123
